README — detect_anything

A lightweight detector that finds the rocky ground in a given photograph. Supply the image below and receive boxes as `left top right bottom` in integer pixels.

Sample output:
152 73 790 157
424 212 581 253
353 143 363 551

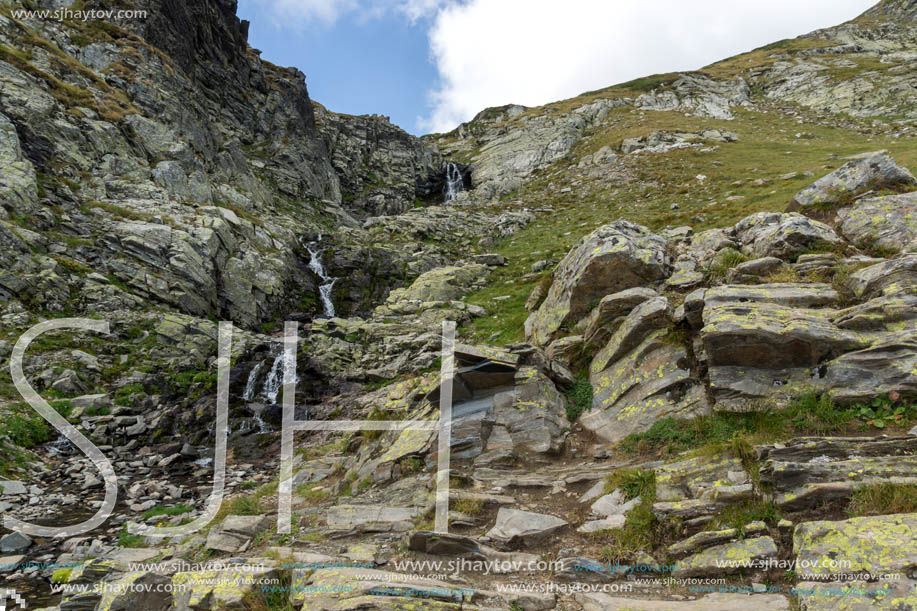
1 0 917 610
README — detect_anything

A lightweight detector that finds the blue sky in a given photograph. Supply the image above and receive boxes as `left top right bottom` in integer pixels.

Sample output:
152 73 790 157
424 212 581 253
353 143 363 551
237 0 875 136
237 1 438 135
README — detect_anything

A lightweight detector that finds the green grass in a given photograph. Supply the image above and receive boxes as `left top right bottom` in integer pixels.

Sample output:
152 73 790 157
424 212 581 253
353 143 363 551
113 382 145 407
295 483 329 505
565 374 593 422
0 400 70 448
118 527 145 548
360 407 402 441
787 392 856 435
709 500 780 534
615 393 914 460
848 483 917 518
51 568 72 584
595 469 660 562
612 72 681 92
614 393 849 457
399 456 423 474
140 504 194 521
242 570 295 611
229 495 263 516
453 498 484 515
615 412 781 457
82 200 152 221
604 468 656 500
706 247 748 279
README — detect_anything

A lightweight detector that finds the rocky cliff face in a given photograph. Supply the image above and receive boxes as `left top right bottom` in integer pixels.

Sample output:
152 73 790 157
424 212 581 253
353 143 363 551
0 0 455 331
315 105 446 216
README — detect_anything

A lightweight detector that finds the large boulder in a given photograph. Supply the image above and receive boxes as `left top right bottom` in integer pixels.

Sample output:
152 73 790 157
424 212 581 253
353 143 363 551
789 150 916 210
590 297 671 374
702 283 840 311
172 567 281 610
731 212 843 260
485 508 568 548
674 536 778 578
702 301 867 369
95 571 172 611
701 299 870 410
837 191 917 254
584 328 708 444
794 513 917 611
324 505 419 533
385 263 487 304
205 514 271 553
759 437 917 510
845 254 917 300
494 367 568 455
576 592 789 610
580 287 658 356
525 221 670 346
824 331 917 404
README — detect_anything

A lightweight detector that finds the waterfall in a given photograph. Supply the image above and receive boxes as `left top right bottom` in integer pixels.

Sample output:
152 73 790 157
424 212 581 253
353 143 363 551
262 349 297 404
242 348 299 406
242 361 264 401
444 162 464 202
305 235 337 318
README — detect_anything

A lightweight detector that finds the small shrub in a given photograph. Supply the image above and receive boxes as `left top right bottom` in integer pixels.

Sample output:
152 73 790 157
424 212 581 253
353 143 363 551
711 500 780 534
399 457 423 474
51 568 72 583
229 495 262 516
850 395 914 429
786 392 853 435
605 468 656 500
1 414 49 448
454 498 484 515
118 527 145 548
565 374 593 422
706 247 749 279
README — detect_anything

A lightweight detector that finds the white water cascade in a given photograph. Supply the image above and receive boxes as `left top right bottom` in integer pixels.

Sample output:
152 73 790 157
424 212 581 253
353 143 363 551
263 350 293 404
242 360 264 401
444 162 464 202
242 348 299 406
305 235 337 318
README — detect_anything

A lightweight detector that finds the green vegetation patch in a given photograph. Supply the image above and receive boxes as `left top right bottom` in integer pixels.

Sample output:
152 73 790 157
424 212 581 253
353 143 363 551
848 483 917 518
141 504 194 521
565 374 593 422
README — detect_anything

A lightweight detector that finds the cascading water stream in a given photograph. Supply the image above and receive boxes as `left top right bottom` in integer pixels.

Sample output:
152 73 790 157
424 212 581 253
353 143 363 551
262 349 296 404
444 162 464 202
304 235 337 318
242 360 264 401
242 350 299 412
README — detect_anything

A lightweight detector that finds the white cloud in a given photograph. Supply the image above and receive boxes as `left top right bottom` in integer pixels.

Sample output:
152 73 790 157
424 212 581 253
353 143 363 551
419 0 874 133
399 0 451 22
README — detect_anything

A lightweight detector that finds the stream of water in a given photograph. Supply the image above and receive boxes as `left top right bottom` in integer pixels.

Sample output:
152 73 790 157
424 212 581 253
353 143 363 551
305 234 337 318
444 162 464 202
